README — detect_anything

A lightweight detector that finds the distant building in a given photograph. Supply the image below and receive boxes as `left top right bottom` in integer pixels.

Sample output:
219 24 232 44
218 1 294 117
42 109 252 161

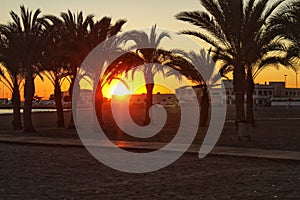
174 80 300 107
175 85 226 105
223 80 300 106
175 86 202 103
223 80 273 106
269 82 300 106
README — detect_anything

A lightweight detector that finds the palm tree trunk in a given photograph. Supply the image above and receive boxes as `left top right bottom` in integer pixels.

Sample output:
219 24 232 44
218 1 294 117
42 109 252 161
233 65 246 123
95 84 104 125
11 79 22 130
246 69 255 127
67 78 75 129
54 79 64 127
199 86 209 127
23 75 36 132
144 83 154 125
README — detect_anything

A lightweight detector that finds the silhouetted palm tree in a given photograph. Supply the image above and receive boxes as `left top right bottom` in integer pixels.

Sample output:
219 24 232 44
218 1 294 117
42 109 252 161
2 6 47 132
176 0 290 125
42 69 70 127
268 0 299 62
120 25 173 125
76 35 130 124
40 18 71 127
45 11 126 128
0 25 24 130
171 49 224 126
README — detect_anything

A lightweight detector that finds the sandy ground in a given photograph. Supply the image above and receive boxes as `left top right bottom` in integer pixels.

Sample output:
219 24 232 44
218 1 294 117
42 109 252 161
0 105 299 151
0 106 300 199
1 143 300 200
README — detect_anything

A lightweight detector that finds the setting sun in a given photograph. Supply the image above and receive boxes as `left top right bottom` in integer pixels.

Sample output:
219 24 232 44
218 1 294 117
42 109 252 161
109 82 131 97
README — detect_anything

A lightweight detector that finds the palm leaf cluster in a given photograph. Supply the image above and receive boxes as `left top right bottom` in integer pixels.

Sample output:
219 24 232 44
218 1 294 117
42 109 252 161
0 2 298 134
0 6 127 131
176 0 299 124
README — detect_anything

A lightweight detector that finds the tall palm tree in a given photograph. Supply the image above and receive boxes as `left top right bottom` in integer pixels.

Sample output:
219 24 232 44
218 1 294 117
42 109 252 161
120 25 173 125
268 0 300 62
40 18 71 128
0 25 24 130
0 67 23 130
106 44 213 126
176 0 290 125
45 11 126 128
244 43 296 126
171 49 225 126
86 17 127 125
8 6 47 132
1 6 47 132
43 70 69 127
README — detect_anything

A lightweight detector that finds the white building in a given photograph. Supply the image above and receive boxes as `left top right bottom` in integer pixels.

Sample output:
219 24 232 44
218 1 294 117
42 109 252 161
175 86 202 103
223 80 300 106
174 80 300 107
175 85 226 105
223 80 274 106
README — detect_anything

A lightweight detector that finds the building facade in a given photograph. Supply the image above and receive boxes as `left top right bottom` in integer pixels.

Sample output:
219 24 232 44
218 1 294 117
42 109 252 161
174 80 300 107
175 85 226 105
223 80 300 106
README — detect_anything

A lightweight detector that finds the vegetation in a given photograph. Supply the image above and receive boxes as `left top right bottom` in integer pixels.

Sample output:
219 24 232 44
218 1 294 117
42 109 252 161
175 0 299 126
118 25 176 125
0 6 47 132
0 6 126 131
0 25 24 130
0 2 298 135
44 11 126 128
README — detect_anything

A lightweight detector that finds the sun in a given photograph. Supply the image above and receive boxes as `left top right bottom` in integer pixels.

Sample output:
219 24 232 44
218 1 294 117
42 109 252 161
110 82 131 97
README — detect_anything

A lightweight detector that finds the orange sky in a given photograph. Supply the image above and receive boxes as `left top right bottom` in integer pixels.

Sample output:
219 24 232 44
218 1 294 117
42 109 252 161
0 1 299 100
35 66 300 100
0 65 299 100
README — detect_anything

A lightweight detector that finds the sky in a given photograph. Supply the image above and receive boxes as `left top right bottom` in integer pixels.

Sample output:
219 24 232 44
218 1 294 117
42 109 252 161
0 0 299 99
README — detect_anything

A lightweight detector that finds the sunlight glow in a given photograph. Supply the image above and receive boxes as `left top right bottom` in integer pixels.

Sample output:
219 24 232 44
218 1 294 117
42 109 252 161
110 82 131 97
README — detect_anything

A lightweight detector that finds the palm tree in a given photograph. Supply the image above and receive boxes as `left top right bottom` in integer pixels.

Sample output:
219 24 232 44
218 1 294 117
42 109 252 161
1 6 47 132
43 70 69 127
45 11 126 128
105 40 216 127
244 43 296 126
86 17 127 125
6 6 47 132
268 0 299 62
120 25 173 125
74 34 129 124
40 18 71 127
171 49 225 126
0 25 24 130
0 67 23 130
176 0 290 125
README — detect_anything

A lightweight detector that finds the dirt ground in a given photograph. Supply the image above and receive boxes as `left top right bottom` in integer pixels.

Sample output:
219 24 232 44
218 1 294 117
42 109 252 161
0 105 299 151
0 106 300 199
1 143 300 200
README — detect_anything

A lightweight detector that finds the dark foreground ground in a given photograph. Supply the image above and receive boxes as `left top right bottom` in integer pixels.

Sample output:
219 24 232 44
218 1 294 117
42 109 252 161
1 106 299 151
0 106 300 199
1 143 300 200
